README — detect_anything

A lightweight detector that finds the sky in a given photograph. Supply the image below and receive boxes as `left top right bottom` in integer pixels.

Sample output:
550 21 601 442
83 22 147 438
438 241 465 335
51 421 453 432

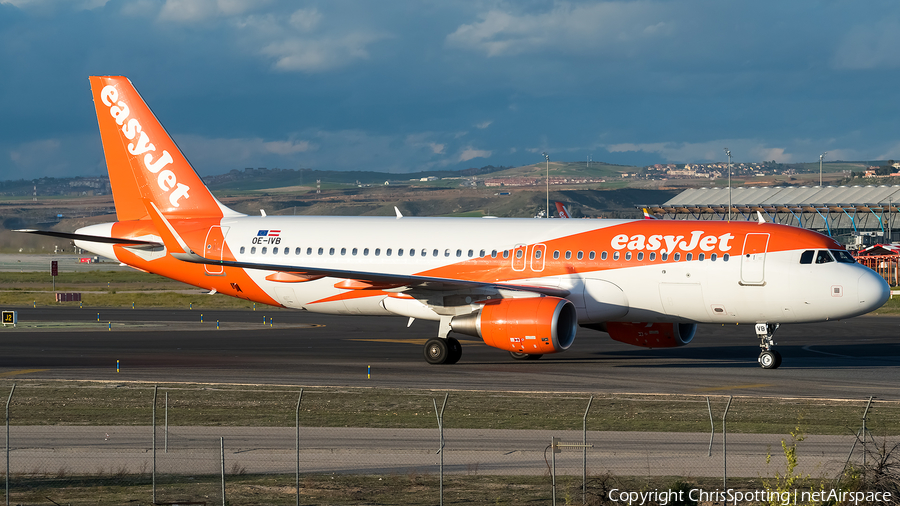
2 0 900 180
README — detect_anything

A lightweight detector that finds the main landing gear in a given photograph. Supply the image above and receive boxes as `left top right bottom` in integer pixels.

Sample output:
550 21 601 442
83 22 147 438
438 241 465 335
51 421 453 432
424 337 462 365
756 323 782 369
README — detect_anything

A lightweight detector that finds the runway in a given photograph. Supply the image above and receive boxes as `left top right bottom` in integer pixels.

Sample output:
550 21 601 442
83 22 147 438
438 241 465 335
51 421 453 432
1 307 899 399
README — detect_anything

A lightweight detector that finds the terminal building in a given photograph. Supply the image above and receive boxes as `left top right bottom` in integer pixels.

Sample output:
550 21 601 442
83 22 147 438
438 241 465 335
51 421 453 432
645 185 900 248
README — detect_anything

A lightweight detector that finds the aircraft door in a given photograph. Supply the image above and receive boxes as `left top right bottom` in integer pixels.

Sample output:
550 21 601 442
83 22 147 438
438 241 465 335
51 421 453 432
740 233 769 285
203 226 229 275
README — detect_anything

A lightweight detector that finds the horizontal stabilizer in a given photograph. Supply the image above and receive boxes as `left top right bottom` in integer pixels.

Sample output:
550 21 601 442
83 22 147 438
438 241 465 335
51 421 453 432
14 229 161 246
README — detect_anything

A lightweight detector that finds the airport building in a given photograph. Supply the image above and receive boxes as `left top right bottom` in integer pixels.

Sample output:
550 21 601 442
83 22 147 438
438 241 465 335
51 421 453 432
645 185 900 248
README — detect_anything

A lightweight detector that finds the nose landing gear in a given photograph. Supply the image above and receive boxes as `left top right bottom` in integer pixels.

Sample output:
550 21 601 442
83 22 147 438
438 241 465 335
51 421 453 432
756 323 782 369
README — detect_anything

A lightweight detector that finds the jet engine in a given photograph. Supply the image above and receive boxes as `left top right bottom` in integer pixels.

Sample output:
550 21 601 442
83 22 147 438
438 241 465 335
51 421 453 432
604 322 697 348
450 297 577 355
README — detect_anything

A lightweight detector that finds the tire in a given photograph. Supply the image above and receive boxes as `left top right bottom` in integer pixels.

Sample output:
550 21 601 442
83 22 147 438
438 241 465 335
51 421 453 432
424 338 450 364
509 351 542 361
446 337 462 364
759 350 780 369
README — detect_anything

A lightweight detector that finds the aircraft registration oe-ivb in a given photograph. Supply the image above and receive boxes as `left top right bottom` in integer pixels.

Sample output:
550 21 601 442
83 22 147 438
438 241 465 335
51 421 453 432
19 76 891 369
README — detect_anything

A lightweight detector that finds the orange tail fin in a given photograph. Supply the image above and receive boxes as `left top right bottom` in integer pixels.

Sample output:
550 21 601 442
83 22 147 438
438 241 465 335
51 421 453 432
89 76 238 221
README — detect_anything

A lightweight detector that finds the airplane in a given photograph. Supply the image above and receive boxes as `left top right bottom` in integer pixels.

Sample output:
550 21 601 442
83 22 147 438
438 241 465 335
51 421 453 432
554 202 571 219
19 76 891 369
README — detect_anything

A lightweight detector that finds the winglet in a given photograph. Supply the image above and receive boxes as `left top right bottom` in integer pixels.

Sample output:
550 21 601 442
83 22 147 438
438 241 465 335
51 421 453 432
642 208 657 220
394 206 403 219
757 211 766 224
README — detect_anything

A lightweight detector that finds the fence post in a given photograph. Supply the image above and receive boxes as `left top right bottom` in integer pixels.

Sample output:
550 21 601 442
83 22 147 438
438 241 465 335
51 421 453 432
722 395 733 489
220 437 226 506
152 385 158 505
707 397 714 457
165 392 168 453
5 383 15 506
296 389 303 506
582 395 593 506
433 393 449 506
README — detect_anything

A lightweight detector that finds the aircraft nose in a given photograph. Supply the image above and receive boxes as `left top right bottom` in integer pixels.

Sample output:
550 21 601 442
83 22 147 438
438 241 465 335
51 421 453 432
858 269 890 313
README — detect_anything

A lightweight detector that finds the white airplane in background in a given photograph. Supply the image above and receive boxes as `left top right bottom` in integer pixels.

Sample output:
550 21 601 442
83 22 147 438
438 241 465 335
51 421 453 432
20 76 891 369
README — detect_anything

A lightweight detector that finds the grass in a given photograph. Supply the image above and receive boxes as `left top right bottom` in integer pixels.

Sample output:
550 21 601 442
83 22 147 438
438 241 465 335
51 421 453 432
0 472 778 506
1 380 899 435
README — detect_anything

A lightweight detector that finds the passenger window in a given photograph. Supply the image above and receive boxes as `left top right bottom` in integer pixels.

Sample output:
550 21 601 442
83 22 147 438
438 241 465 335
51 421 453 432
625 252 632 261
284 248 289 255
329 248 335 255
386 248 392 256
832 250 856 263
565 251 572 259
445 249 451 257
698 253 704 261
433 249 438 257
491 250 498 258
613 252 620 260
273 247 278 254
352 248 358 256
398 249 403 256
601 251 608 260
723 254 729 261
515 249 522 259
503 250 509 259
250 247 256 254
577 251 583 260
662 253 668 261
240 246 245 254
480 249 485 257
535 249 542 259
686 253 692 261
711 253 717 261
364 248 369 256
799 250 814 264
649 252 656 261
262 247 267 254
318 247 324 255
589 251 595 260
375 248 381 256
295 247 301 255
637 252 644 261
673 253 680 261
408 249 413 257
341 248 346 256
456 249 462 257
553 250 560 259
815 250 834 264
468 249 474 257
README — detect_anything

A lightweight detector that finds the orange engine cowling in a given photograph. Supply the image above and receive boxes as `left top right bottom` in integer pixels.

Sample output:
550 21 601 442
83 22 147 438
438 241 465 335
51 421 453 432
605 322 697 348
450 297 577 355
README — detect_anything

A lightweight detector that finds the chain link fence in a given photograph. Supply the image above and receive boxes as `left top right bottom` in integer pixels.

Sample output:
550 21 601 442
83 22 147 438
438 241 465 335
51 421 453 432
4 382 900 505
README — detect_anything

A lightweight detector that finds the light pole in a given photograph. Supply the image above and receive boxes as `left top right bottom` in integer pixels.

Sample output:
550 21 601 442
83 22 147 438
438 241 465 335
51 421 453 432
542 152 550 218
724 148 732 221
819 152 827 187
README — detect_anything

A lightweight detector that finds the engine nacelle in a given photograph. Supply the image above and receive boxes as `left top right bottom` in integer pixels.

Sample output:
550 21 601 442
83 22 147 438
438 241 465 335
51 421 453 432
605 322 697 348
450 297 577 355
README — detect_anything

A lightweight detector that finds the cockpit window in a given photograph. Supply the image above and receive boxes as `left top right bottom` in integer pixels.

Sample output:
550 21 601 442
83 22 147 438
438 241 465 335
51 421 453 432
799 250 814 264
831 250 856 263
815 250 834 264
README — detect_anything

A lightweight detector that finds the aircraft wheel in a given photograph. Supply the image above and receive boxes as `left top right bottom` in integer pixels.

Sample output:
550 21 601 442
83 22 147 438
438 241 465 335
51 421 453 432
446 337 462 364
758 350 781 369
509 351 543 361
424 338 450 365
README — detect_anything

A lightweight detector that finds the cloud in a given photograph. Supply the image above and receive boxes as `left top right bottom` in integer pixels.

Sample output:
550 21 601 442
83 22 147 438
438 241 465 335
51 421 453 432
261 31 385 72
446 2 673 57
475 121 492 129
605 140 795 163
832 21 900 70
458 148 491 162
158 0 265 22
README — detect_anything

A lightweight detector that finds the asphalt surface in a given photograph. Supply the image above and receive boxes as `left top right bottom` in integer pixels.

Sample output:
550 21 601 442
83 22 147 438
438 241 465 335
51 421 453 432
2 307 899 400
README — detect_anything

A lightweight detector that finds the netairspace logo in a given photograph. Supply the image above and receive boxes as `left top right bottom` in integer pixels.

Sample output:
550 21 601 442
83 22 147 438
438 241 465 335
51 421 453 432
608 488 893 505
